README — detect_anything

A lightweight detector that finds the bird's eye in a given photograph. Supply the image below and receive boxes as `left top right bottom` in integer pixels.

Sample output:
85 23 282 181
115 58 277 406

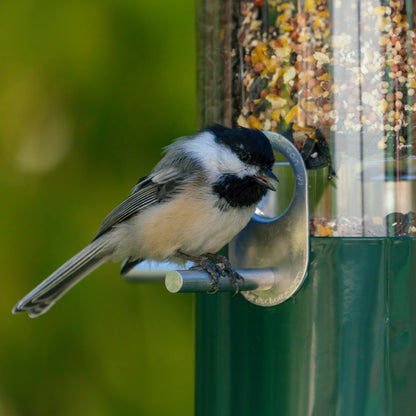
238 150 250 162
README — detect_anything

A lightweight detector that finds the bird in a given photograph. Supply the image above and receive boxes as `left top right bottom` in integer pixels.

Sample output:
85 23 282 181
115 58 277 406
13 124 278 318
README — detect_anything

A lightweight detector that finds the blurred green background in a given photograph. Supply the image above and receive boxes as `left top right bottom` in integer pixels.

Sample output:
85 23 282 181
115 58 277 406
0 0 196 415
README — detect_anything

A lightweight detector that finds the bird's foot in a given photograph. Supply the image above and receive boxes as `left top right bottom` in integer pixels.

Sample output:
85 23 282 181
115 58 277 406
176 250 243 295
204 253 244 295
196 259 228 294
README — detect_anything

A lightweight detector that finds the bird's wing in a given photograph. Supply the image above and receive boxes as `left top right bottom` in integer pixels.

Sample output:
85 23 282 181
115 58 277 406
93 152 201 240
93 177 160 240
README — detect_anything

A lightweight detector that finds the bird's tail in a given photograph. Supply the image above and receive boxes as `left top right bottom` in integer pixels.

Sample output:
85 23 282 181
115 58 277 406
13 237 112 318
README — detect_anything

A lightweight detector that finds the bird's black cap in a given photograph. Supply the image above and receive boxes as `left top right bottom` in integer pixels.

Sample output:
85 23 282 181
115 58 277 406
205 124 274 170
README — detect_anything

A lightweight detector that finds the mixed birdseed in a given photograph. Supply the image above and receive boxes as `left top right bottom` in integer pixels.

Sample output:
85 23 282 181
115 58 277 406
236 0 415 156
310 212 416 237
234 0 416 236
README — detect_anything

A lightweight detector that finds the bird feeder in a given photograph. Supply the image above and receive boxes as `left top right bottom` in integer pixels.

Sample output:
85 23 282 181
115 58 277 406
195 0 416 414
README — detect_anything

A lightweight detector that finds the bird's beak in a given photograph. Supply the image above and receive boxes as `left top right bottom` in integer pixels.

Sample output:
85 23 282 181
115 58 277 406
255 167 279 191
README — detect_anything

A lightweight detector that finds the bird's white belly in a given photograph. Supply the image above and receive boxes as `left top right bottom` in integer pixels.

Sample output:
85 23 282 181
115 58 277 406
110 195 256 262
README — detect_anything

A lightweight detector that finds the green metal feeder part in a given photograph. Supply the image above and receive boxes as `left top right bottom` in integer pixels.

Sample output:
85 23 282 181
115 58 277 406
194 0 416 415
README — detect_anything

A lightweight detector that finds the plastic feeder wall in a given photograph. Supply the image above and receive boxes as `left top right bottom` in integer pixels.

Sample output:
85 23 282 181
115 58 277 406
196 0 416 415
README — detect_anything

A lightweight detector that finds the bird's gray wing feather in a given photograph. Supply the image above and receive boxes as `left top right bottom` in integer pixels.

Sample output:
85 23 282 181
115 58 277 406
93 178 160 240
94 146 202 240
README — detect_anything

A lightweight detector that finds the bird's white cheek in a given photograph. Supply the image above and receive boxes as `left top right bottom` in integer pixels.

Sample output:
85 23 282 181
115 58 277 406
215 155 260 179
186 131 249 177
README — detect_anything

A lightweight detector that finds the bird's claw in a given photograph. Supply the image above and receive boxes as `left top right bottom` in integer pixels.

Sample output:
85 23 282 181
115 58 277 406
202 254 244 295
177 250 243 295
197 259 225 294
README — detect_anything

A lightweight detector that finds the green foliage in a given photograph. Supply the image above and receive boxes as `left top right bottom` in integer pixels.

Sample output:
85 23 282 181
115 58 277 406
0 0 196 415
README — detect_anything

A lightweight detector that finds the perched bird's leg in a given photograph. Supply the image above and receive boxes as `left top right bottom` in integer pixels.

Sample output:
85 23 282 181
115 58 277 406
204 253 244 294
175 250 227 294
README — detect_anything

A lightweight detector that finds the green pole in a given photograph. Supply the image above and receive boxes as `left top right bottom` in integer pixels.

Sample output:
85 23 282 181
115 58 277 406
195 237 416 415
195 0 416 412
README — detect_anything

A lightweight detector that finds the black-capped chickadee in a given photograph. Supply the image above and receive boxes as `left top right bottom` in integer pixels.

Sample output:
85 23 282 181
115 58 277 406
13 125 278 318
